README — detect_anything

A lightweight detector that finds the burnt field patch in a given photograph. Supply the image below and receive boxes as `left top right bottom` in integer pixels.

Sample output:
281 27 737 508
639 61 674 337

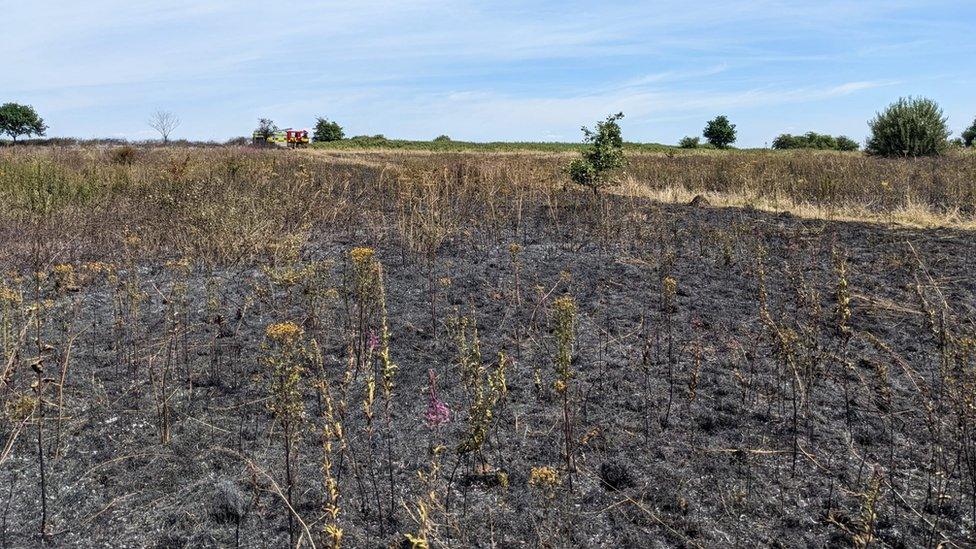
0 148 975 547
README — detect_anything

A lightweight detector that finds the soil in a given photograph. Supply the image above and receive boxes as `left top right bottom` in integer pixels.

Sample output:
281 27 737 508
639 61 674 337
1 197 975 548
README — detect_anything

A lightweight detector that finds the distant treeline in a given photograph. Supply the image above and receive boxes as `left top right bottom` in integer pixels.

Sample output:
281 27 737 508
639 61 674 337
0 136 248 148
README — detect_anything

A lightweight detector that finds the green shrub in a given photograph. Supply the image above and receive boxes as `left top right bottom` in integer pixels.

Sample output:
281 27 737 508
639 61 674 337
703 116 736 149
866 97 950 157
313 117 344 142
567 112 625 195
433 135 451 142
836 136 860 151
678 136 699 149
962 118 976 148
772 132 859 151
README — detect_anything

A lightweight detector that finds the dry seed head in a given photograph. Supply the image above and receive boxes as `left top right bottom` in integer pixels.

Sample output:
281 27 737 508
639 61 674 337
662 276 677 299
553 295 577 319
553 295 577 386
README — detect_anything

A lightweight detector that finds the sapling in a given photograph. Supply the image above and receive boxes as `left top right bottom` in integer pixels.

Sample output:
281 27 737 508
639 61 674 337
567 113 626 196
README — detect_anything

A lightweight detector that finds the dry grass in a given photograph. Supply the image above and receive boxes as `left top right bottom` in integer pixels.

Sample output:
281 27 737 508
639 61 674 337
617 176 976 229
1 145 974 268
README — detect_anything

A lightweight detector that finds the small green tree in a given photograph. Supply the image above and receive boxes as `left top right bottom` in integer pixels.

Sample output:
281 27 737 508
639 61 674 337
772 134 802 149
835 136 860 152
678 136 699 149
962 118 976 148
866 97 950 157
567 112 625 195
433 135 451 142
312 117 344 142
703 115 736 149
255 118 278 140
0 103 47 143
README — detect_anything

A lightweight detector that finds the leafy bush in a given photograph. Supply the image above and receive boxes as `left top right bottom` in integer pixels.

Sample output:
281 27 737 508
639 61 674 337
836 136 860 151
962 118 976 148
313 117 344 142
866 97 950 157
703 116 736 149
224 136 250 146
772 132 859 151
345 135 390 147
567 112 625 195
679 136 700 149
433 135 451 142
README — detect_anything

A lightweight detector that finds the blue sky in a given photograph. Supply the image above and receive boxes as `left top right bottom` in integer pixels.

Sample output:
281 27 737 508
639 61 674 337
3 1 974 146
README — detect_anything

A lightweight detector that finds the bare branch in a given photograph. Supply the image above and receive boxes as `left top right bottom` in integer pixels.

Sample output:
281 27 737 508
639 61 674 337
148 110 181 143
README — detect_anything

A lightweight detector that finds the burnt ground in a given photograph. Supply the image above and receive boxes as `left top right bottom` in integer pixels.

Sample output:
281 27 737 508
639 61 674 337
1 198 976 548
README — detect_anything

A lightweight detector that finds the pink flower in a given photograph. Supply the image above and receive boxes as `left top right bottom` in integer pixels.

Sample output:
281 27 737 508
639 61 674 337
367 331 379 352
425 369 450 428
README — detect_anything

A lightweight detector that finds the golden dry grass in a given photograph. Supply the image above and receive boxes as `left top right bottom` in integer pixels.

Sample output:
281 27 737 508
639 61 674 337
0 145 974 268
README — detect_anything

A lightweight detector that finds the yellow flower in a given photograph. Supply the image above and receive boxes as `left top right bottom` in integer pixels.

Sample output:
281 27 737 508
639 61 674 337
529 466 561 489
349 246 375 265
83 261 115 274
265 321 304 344
0 286 21 305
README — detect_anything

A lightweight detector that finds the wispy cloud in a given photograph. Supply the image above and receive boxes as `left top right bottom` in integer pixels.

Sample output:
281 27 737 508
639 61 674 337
3 1 974 144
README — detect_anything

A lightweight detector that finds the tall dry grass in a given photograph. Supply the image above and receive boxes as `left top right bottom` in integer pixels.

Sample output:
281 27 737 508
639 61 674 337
1 145 974 268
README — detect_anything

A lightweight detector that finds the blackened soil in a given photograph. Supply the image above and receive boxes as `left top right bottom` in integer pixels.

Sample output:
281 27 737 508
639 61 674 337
1 200 975 548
